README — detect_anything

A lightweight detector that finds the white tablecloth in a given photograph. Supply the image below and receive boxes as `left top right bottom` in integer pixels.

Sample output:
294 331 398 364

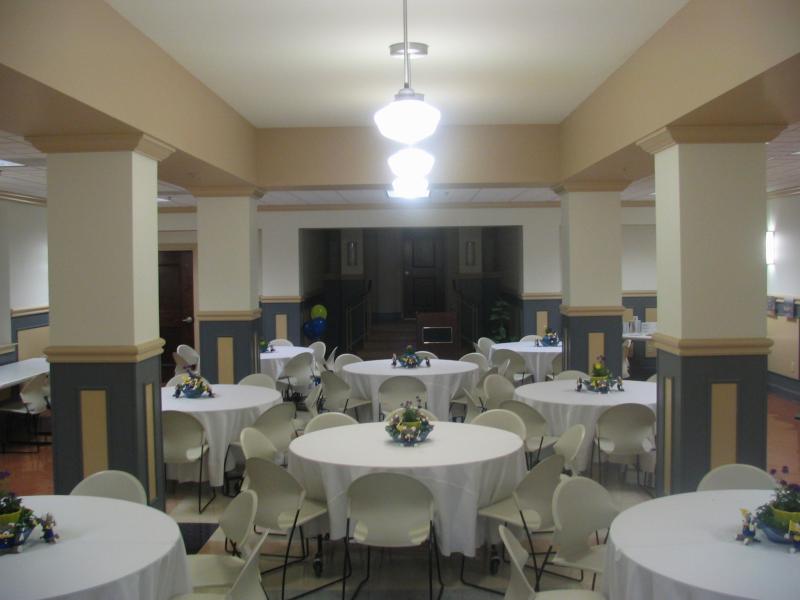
0 495 190 600
259 347 313 381
161 384 282 487
0 357 49 390
604 490 794 600
288 422 526 556
342 359 479 421
489 342 562 382
513 380 656 473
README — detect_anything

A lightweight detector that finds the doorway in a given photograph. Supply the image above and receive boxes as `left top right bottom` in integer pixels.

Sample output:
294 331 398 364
158 250 195 382
402 229 446 319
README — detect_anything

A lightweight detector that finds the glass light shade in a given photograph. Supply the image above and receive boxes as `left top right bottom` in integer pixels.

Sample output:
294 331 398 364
766 230 775 265
374 96 441 145
388 177 430 199
387 148 435 179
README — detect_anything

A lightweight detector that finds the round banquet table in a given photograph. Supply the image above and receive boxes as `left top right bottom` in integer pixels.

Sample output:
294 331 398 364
161 384 282 487
341 359 479 421
288 422 526 556
0 495 191 600
259 346 313 381
604 489 795 600
489 342 562 382
513 380 656 473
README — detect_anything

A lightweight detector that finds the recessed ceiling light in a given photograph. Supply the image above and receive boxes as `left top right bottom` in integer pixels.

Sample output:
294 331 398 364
389 42 428 58
0 159 24 167
792 151 800 156
649 193 656 196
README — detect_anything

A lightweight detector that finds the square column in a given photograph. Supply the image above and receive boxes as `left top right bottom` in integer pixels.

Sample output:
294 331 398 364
556 183 627 375
194 188 262 384
639 124 784 494
28 133 174 505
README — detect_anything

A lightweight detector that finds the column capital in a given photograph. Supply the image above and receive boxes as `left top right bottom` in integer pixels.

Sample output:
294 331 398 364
559 305 626 317
189 186 264 200
637 124 786 155
552 180 630 195
44 338 165 363
651 334 773 357
26 133 175 161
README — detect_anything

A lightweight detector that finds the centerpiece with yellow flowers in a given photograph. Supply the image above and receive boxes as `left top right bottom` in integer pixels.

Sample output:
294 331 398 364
540 328 560 347
576 356 623 394
392 345 427 369
0 471 58 553
173 372 214 399
385 400 434 446
755 474 800 547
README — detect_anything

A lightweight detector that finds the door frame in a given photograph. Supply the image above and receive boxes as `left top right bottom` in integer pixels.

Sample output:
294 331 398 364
158 243 199 353
401 228 446 320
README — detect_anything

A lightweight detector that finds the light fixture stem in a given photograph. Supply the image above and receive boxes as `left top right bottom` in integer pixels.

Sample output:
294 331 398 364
403 0 410 88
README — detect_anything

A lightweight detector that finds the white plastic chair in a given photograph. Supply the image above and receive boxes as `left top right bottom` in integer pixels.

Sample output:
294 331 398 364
277 352 314 396
416 350 438 360
501 400 559 466
554 370 589 381
378 375 427 416
546 354 563 381
459 352 490 373
646 373 657 383
305 412 359 433
70 470 147 505
520 334 543 343
320 371 371 419
308 341 326 374
696 464 775 492
342 472 443 600
621 339 632 379
0 373 51 449
238 373 276 389
594 403 655 485
251 402 297 456
240 427 278 462
553 424 586 475
269 338 294 347
471 409 527 441
162 410 215 512
547 476 618 590
483 374 516 411
477 337 494 358
333 353 363 373
187 489 259 590
324 346 338 371
450 353 491 420
491 348 529 385
463 388 485 423
174 344 201 375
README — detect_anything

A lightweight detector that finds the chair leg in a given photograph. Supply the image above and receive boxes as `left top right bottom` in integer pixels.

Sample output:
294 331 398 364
280 512 301 600
459 547 504 595
519 513 540 591
197 452 216 513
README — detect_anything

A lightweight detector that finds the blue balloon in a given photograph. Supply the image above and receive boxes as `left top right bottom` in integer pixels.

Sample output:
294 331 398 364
303 317 327 341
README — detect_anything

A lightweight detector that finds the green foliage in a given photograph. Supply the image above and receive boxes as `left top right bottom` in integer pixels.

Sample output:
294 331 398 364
489 299 512 342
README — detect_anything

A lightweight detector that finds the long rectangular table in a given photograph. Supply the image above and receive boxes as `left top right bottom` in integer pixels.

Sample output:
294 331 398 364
0 357 49 390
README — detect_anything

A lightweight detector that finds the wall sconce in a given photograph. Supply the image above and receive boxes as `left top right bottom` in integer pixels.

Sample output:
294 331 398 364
766 230 775 266
465 240 476 267
346 240 359 267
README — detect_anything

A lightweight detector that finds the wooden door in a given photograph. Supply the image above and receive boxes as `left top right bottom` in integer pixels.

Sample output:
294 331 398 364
402 230 445 319
158 251 194 382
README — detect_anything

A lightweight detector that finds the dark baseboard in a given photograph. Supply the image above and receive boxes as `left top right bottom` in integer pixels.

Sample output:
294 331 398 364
768 371 800 403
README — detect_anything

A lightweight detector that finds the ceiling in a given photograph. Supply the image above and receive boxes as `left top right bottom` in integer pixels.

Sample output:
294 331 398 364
105 0 688 128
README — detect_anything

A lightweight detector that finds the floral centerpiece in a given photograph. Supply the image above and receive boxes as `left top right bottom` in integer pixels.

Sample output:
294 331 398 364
577 356 623 394
540 328 560 347
392 345 427 369
173 373 214 399
385 401 434 446
0 471 58 552
755 475 800 544
259 339 274 353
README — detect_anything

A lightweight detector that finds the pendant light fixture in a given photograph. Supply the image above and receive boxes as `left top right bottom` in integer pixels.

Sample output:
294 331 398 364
374 0 440 145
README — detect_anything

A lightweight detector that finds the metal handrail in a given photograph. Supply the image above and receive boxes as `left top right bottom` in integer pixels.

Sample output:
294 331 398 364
344 280 372 352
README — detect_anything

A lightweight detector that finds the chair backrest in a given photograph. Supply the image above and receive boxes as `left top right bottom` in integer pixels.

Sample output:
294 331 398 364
320 371 353 412
175 344 200 374
384 407 438 422
416 350 438 360
500 400 550 439
378 375 427 413
269 338 294 347
621 340 632 378
244 457 306 531
477 337 494 358
520 335 542 343
471 409 527 441
554 369 589 381
305 412 359 433
550 353 563 376
333 353 363 373
553 424 586 472
162 411 206 463
20 373 49 413
308 341 326 367
346 472 433 548
596 403 655 455
696 464 775 492
459 352 489 373
483 374 515 410
238 373 276 389
220 488 258 548
646 373 657 383
304 384 323 418
70 470 147 505
251 402 297 453
230 530 270 600
325 346 339 371
498 525 535 600
552 477 618 561
491 349 526 380
240 427 279 461
513 454 565 531
279 351 314 380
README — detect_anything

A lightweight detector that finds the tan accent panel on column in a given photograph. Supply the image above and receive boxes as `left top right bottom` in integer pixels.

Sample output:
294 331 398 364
535 311 548 336
217 337 234 384
145 383 156 502
80 390 108 479
275 314 288 340
623 308 634 322
587 332 605 372
18 326 50 359
663 377 673 495
710 383 738 469
252 332 259 374
645 308 658 358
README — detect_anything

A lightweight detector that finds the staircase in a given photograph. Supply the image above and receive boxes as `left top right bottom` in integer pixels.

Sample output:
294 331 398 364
357 319 418 360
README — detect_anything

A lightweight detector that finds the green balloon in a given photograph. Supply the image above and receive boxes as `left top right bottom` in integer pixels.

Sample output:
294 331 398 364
310 304 328 320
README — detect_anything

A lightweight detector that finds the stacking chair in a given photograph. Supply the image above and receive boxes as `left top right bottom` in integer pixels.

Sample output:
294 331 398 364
459 352 490 373
545 354 563 381
696 464 775 492
545 477 619 591
187 489 259 590
0 373 51 451
324 346 338 371
520 334 543 343
594 403 655 485
476 337 494 358
646 373 657 383
305 412 359 433
501 400 559 467
174 344 201 375
342 472 443 600
270 338 294 347
162 411 215 512
277 352 314 398
621 339 632 379
498 525 604 600
70 470 147 505
251 402 297 458
333 353 363 373
554 370 589 381
320 371 371 420
240 427 278 461
462 455 564 593
308 341 327 375
491 349 529 385
553 424 586 476
471 409 527 441
416 350 438 360
298 385 323 431
483 374 516 410
450 353 491 420
238 373 276 388
378 375 427 418
463 388 485 423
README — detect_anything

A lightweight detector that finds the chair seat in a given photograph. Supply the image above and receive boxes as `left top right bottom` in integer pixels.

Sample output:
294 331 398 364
169 443 209 464
345 397 371 409
188 554 244 589
352 520 430 547
552 545 607 574
538 590 605 600
525 435 558 453
276 497 328 531
478 497 546 531
597 437 654 456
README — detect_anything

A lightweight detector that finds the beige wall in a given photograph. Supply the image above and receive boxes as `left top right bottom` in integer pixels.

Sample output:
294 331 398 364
2 201 48 311
767 194 800 298
622 225 657 291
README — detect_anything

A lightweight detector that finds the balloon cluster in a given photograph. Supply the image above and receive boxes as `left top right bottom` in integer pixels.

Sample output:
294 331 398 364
303 304 328 341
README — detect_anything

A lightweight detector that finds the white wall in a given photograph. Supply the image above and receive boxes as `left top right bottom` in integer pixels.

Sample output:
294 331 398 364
622 225 657 291
3 201 49 310
299 229 327 296
767 194 800 297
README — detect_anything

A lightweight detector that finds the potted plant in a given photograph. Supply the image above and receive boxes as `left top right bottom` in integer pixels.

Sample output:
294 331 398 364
0 471 21 526
756 476 800 543
489 299 512 342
